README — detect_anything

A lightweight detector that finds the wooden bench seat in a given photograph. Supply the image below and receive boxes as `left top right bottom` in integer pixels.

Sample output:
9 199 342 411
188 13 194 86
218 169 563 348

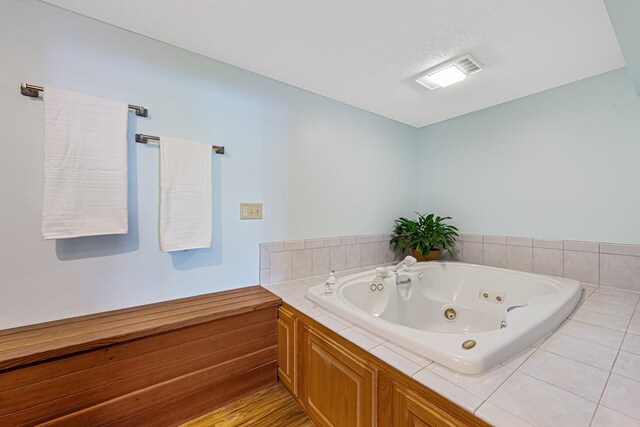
0 286 281 426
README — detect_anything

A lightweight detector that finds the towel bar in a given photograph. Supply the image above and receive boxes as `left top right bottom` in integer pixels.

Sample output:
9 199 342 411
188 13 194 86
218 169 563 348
135 134 225 155
20 82 149 117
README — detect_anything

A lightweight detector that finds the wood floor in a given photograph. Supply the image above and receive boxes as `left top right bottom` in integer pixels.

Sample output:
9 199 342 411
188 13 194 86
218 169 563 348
182 382 315 427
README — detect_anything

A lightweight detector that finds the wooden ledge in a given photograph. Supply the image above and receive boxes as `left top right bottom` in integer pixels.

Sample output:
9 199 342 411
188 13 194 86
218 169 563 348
0 286 281 371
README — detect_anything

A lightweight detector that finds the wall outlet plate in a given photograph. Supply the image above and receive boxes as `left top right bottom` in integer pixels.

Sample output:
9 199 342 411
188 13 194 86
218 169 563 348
240 203 263 220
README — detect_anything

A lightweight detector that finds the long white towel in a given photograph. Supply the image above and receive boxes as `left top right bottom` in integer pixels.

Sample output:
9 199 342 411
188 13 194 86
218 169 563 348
159 137 212 252
42 87 128 239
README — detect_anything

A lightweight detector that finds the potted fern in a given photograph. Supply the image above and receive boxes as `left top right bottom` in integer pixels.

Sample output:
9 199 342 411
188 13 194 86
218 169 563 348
390 213 459 262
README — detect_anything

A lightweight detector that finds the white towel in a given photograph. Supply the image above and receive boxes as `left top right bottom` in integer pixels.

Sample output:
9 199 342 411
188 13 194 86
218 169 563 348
159 137 212 252
42 87 128 239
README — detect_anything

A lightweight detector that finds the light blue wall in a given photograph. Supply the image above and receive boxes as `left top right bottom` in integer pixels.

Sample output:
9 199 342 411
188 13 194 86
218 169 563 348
0 0 418 328
605 0 640 96
417 68 640 244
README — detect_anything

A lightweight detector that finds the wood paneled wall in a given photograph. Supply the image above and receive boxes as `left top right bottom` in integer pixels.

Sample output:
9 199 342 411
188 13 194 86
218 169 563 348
0 286 280 426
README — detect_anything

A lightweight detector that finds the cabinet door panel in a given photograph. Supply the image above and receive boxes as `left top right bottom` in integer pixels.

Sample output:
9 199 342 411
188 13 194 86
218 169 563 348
304 328 375 427
277 307 297 396
394 384 462 427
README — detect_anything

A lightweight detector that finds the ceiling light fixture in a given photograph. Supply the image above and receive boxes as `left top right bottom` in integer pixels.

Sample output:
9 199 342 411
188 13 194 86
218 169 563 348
416 54 482 90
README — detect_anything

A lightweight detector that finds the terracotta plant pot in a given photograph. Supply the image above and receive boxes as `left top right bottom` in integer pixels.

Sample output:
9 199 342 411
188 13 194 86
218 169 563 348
411 248 441 262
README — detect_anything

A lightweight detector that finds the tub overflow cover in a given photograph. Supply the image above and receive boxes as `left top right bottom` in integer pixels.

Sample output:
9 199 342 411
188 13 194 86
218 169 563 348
462 340 477 350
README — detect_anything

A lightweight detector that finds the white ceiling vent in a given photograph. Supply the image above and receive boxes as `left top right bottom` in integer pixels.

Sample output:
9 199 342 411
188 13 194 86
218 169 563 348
416 54 483 90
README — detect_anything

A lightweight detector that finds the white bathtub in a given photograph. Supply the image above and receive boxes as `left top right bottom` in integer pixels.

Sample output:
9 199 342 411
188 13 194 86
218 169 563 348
306 262 581 374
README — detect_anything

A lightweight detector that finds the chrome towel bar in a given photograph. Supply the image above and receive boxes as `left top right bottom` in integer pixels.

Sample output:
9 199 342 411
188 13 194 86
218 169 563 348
20 82 225 154
135 134 225 155
20 82 148 117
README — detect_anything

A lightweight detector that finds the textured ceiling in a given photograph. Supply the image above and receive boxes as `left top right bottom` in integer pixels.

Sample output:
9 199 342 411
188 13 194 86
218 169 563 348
43 0 625 127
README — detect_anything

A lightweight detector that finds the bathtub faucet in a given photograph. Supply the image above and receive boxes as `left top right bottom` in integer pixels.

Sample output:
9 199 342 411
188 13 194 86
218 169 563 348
389 256 417 273
396 273 412 286
388 256 417 287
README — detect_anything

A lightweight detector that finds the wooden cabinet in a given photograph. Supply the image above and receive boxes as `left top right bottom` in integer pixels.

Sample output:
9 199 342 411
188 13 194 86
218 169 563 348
276 303 489 427
302 328 376 427
277 307 298 396
393 384 462 427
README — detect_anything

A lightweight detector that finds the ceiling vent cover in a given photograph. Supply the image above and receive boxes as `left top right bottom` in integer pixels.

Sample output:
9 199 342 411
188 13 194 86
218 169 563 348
456 56 482 75
416 54 483 90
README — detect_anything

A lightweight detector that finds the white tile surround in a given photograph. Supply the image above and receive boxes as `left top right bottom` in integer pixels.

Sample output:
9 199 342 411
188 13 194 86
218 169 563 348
265 271 640 427
260 234 402 284
261 233 640 292
458 234 640 292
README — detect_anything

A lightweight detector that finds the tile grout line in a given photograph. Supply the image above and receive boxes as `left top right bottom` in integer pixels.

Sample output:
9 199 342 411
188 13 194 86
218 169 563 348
478 399 535 427
376 342 429 367
409 365 486 412
480 300 615 421
540 340 620 372
576 303 635 320
587 296 640 426
477 338 547 419
559 321 627 350
477 354 536 423
422 363 505 402
597 246 601 288
516 369 604 405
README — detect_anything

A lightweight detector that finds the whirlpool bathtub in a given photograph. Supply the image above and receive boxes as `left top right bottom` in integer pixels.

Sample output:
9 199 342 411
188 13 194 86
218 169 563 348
306 262 581 374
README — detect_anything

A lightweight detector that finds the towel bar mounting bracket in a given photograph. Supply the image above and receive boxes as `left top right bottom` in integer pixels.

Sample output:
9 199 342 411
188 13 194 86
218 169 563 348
20 84 40 98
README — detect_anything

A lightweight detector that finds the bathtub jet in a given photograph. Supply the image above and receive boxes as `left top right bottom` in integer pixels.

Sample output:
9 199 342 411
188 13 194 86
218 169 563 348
307 262 581 374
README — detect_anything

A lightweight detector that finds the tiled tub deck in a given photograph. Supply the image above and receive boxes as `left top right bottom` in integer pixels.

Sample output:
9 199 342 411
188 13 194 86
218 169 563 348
264 269 640 427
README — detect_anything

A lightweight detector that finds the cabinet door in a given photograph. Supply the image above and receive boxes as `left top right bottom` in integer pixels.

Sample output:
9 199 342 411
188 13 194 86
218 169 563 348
303 328 376 427
394 385 462 427
277 307 297 396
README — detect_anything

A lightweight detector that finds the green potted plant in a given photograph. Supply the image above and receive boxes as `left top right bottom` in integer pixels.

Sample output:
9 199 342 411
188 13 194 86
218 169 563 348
390 213 459 262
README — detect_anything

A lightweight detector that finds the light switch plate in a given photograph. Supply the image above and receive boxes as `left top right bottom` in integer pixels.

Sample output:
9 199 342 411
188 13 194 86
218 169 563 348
240 203 263 220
